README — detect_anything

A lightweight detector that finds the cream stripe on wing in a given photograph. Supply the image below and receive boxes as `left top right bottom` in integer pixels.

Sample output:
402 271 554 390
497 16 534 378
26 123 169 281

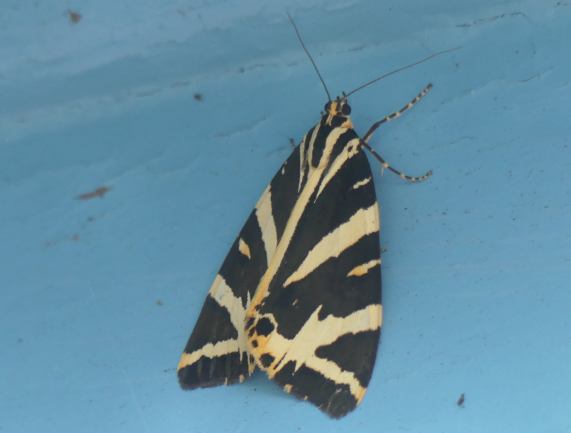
255 186 278 262
298 133 307 192
305 356 366 402
177 275 252 371
306 123 321 171
352 177 371 190
283 203 380 288
178 339 240 370
247 127 346 311
261 304 382 401
315 138 360 200
209 274 249 335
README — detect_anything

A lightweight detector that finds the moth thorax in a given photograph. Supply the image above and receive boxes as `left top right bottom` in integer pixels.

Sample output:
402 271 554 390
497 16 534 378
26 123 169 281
324 97 353 128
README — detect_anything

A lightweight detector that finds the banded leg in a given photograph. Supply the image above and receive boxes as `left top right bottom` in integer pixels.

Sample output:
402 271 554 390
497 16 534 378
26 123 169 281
363 83 433 143
360 141 432 183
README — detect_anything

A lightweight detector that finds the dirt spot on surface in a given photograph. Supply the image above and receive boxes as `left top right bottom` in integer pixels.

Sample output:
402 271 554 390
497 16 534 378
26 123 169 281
68 10 81 24
77 186 111 201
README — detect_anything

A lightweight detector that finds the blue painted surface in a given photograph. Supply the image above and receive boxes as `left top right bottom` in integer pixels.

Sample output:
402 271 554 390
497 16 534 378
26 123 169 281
1 0 570 432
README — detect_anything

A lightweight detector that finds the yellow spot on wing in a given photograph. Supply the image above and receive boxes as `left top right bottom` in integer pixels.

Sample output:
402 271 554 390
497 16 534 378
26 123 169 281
346 259 381 277
238 238 251 259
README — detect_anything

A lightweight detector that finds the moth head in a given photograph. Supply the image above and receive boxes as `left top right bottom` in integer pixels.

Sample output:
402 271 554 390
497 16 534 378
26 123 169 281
323 95 353 127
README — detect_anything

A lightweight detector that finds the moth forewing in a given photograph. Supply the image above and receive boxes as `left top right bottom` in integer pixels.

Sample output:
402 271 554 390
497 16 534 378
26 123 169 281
244 106 382 418
178 13 443 419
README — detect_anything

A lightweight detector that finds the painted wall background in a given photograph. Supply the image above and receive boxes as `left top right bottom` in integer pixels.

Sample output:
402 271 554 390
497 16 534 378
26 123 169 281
1 0 570 432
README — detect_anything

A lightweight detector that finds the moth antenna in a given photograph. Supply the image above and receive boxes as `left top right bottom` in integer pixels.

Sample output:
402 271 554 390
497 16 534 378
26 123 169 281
287 13 332 102
346 46 461 97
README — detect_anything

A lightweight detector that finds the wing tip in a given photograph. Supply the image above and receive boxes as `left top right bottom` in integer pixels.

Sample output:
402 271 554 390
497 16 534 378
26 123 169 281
282 379 360 419
266 360 362 419
178 371 246 390
177 354 251 390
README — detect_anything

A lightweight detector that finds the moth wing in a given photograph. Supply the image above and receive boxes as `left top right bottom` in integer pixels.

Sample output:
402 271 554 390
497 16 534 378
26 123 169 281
177 143 304 388
246 143 382 418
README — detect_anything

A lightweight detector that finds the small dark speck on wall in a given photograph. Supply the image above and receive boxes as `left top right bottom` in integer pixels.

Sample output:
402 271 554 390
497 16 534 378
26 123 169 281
68 10 81 24
76 186 111 201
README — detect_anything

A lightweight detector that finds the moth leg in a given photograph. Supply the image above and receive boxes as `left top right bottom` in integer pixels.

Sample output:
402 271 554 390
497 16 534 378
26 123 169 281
360 140 432 183
363 83 433 143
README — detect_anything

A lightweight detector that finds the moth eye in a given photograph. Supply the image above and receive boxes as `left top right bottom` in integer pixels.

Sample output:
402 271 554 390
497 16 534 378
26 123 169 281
324 102 330 112
342 104 351 115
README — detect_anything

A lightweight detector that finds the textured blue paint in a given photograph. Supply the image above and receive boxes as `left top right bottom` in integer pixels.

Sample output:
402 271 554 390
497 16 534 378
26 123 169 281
1 0 570 432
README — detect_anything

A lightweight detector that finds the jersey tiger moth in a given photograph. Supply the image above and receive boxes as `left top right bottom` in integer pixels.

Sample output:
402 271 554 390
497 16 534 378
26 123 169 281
177 15 456 418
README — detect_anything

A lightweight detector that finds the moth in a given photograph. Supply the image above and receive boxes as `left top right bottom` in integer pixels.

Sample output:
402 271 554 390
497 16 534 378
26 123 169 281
178 15 456 418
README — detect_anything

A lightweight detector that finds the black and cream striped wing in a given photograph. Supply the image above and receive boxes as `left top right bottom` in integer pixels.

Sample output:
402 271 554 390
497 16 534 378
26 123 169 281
177 142 304 388
245 125 382 418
